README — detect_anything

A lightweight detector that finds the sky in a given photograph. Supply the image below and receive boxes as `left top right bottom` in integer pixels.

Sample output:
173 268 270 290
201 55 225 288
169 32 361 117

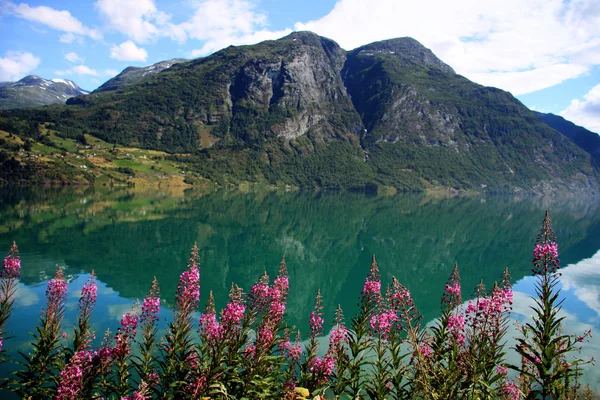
0 0 599 134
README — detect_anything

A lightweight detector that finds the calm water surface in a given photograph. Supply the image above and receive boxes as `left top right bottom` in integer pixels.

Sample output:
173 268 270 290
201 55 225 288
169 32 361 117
1 187 599 392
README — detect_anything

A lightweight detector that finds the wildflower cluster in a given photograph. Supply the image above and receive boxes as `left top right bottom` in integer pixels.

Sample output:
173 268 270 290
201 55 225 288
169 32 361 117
1 242 20 360
0 211 596 399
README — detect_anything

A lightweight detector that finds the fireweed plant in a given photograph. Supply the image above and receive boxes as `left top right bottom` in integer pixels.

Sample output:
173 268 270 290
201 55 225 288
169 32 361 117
0 211 596 399
513 211 593 399
0 242 20 387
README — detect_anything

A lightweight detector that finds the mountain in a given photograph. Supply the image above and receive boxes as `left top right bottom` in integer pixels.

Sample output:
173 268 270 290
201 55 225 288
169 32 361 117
535 112 600 166
0 75 89 110
0 32 598 194
94 58 187 93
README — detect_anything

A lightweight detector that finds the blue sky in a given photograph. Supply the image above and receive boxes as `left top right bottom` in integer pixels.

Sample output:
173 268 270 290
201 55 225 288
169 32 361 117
1 0 599 133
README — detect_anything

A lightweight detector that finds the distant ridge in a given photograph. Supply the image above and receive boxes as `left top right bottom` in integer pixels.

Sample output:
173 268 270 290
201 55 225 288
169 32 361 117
0 75 88 110
94 58 188 93
535 111 600 166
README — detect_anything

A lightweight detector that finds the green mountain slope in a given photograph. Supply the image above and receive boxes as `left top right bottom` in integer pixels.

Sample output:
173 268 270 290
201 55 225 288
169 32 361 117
93 58 187 93
535 111 600 166
0 32 598 194
342 38 597 192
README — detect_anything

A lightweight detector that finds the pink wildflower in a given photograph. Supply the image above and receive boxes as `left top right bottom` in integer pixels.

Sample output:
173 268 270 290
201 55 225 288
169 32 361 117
441 264 462 310
309 356 335 383
2 242 20 280
221 284 245 332
46 268 67 316
273 276 289 297
80 277 97 305
199 312 222 344
56 350 95 400
250 272 271 312
329 324 348 348
141 277 160 326
185 352 199 370
533 242 558 259
419 345 432 358
445 282 461 295
174 244 200 317
309 290 324 337
243 344 256 359
221 302 245 326
257 326 275 349
2 255 20 280
502 381 520 400
141 297 160 324
370 309 398 338
309 311 324 336
362 279 381 296
447 314 465 345
251 282 270 300
147 371 159 386
79 272 97 317
176 266 200 308
390 286 411 309
362 255 381 298
269 298 286 321
279 340 302 361
121 312 139 331
274 257 289 301
496 365 508 375
114 311 139 358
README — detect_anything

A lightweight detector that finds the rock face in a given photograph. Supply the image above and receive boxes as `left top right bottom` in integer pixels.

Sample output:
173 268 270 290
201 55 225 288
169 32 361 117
226 32 362 142
0 76 88 109
1 32 599 193
94 58 187 93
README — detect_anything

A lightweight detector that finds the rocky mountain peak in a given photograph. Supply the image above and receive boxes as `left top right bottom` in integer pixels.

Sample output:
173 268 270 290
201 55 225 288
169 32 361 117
0 75 88 109
353 37 455 74
279 31 346 70
16 75 49 86
280 31 326 46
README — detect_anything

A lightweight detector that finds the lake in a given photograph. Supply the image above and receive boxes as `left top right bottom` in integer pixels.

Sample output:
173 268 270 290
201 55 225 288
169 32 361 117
1 187 599 393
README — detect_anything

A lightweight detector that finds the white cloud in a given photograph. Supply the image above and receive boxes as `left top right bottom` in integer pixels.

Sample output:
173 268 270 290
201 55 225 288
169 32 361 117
184 0 291 56
59 33 84 44
468 64 590 96
104 68 119 76
15 283 40 307
94 0 185 43
109 41 148 62
72 65 99 76
107 303 136 321
560 249 600 314
56 64 99 77
292 0 600 95
9 2 102 41
64 51 83 64
0 50 40 81
561 84 600 135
